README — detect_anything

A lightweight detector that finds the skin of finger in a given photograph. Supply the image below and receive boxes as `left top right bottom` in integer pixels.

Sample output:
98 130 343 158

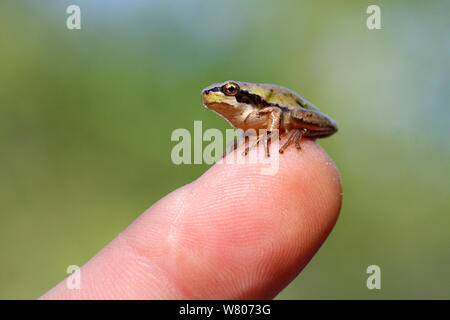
40 139 342 299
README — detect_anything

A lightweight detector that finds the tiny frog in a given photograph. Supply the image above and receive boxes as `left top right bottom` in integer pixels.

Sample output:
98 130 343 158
201 80 338 156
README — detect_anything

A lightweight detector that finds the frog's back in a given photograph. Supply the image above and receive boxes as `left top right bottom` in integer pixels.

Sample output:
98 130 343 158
238 82 319 111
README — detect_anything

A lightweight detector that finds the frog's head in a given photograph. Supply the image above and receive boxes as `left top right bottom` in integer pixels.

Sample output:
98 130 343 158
201 80 261 127
202 80 244 111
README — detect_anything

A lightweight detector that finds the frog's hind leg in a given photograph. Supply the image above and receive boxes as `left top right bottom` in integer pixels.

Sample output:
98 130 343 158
279 130 297 153
242 133 267 156
294 128 308 150
279 128 307 153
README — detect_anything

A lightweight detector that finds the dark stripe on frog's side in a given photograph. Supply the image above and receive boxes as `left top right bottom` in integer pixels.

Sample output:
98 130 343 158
235 89 290 111
204 85 290 111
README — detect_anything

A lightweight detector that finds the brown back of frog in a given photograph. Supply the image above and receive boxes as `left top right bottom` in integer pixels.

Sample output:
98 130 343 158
289 107 338 138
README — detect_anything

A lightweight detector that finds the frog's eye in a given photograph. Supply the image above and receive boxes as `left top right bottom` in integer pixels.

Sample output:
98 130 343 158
223 82 240 96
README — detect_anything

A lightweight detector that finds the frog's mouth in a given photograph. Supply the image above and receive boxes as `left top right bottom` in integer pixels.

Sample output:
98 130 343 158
202 101 234 114
201 90 237 109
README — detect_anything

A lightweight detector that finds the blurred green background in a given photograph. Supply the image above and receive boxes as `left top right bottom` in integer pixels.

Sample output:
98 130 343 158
0 0 449 299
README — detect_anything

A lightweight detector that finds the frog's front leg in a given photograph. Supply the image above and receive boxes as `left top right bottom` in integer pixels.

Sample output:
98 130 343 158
260 107 283 157
243 107 282 157
223 130 252 157
258 107 282 132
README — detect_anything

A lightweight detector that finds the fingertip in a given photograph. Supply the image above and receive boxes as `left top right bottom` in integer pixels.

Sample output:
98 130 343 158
148 139 342 298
